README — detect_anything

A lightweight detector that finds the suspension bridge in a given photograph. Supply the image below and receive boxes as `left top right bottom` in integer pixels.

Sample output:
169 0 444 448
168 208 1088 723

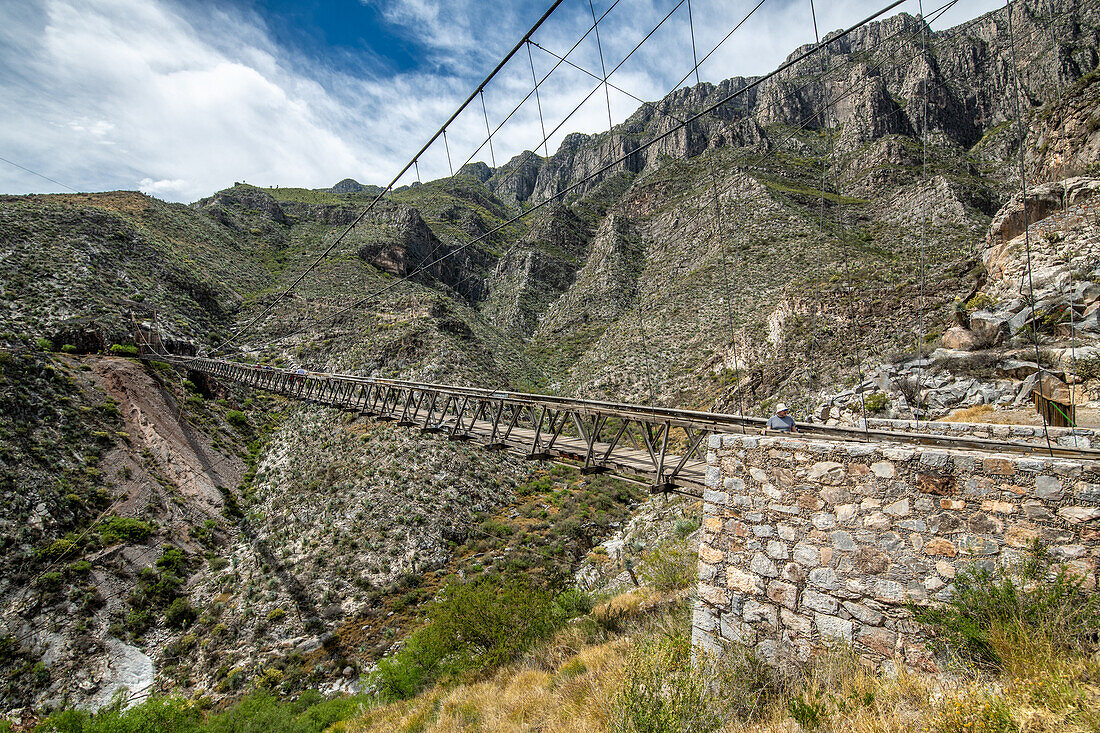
135 0 1100 489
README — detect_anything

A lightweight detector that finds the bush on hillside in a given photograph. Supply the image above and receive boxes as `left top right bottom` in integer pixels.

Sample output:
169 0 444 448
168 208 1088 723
371 573 578 700
915 541 1100 668
98 517 155 545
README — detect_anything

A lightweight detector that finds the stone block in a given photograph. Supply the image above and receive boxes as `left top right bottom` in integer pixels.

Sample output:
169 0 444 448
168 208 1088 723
897 519 928 532
855 546 890 574
928 512 963 533
699 583 729 607
873 579 908 603
981 500 1017 514
935 560 956 578
750 553 779 577
836 504 858 523
985 458 1016 476
916 473 957 496
692 626 722 655
884 498 910 516
743 600 778 629
753 525 775 538
724 477 746 492
831 531 857 552
939 498 966 510
1005 525 1040 548
793 542 820 567
811 512 837 530
767 579 799 609
846 443 877 457
698 562 717 583
777 523 797 541
706 466 722 487
704 489 728 505
693 605 718 633
708 435 722 450
719 616 755 645
766 540 790 560
858 626 897 657
1058 506 1100 523
815 612 853 642
1034 475 1063 501
1076 481 1100 502
703 515 722 533
800 589 838 614
870 461 896 478
919 451 950 468
1022 502 1055 522
808 461 847 485
842 600 884 626
699 544 724 564
749 467 769 483
820 485 855 504
809 567 840 590
780 608 812 636
727 567 764 594
769 504 801 515
864 512 892 531
957 534 1000 555
798 492 825 510
882 448 914 461
923 539 958 557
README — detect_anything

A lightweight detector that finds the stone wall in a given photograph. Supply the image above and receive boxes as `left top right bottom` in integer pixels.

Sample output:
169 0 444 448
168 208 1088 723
693 433 1100 671
859 417 1094 448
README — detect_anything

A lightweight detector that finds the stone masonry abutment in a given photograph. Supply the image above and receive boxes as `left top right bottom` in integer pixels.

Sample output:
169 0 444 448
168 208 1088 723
693 433 1100 670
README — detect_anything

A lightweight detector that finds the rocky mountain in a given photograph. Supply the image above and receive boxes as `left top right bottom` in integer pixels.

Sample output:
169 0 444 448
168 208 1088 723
2 0 1100 713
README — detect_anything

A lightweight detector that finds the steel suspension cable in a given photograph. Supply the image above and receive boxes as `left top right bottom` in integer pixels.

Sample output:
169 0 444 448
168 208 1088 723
916 0 933 425
210 0 569 355
1006 0 1055 457
265 0 911 349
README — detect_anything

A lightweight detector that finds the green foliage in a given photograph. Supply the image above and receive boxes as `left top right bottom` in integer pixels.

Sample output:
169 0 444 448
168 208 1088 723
35 337 54 351
37 693 203 732
99 517 155 545
109 344 140 357
914 542 1100 668
225 410 249 430
862 392 889 414
370 573 570 700
60 344 79 354
788 696 828 731
640 538 696 592
612 633 718 732
165 598 198 630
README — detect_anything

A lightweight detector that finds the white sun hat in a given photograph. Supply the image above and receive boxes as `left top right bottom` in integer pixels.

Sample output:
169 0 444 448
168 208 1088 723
775 403 788 414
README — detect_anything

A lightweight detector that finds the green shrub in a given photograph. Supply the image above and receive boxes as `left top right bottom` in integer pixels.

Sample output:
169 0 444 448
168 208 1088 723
99 516 155 545
60 344 78 354
914 542 1100 669
640 538 696 592
36 693 202 732
109 344 140 357
225 410 249 430
612 633 718 732
165 598 197 630
38 536 79 560
863 392 889 414
371 573 562 700
35 337 53 351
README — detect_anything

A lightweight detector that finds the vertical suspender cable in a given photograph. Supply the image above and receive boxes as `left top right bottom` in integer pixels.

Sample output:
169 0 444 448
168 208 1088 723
916 0 930 425
1045 0 1078 435
1005 0 1055 457
480 91 497 168
589 0 615 132
527 41 552 160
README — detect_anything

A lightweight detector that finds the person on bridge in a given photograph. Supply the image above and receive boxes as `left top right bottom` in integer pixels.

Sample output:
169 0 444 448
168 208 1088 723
767 403 797 433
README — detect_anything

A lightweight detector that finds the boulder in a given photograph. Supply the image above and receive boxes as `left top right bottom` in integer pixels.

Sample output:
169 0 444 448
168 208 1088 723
997 360 1038 380
942 326 983 351
968 310 1010 346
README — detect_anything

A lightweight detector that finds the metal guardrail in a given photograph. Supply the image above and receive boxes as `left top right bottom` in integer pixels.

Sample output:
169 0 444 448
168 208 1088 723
141 351 1100 495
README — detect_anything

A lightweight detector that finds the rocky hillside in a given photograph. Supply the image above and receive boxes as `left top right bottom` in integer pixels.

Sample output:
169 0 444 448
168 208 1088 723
3 0 1100 712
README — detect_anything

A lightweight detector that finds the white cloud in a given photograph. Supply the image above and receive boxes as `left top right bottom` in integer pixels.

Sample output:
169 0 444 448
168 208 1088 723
0 0 1010 202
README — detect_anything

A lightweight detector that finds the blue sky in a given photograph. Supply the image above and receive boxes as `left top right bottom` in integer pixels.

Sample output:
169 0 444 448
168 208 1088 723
0 0 1004 202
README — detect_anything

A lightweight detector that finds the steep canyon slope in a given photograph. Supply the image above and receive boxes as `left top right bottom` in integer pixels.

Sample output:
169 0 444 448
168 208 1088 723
3 0 1100 709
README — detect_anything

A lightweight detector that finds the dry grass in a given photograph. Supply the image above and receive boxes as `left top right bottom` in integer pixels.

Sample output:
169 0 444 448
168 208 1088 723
941 404 1043 425
339 638 629 733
